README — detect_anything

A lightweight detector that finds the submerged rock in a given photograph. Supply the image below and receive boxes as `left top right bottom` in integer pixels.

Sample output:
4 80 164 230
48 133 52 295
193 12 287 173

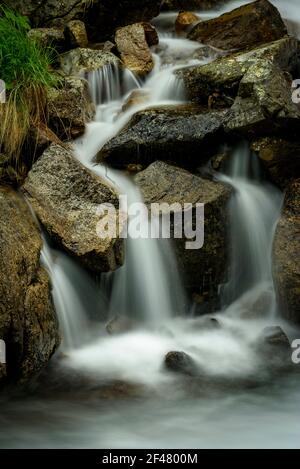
251 138 300 189
47 76 95 140
188 0 287 52
59 48 120 75
22 144 124 273
273 179 300 324
135 161 231 298
115 23 157 76
177 37 298 106
165 351 198 376
98 105 227 169
4 0 162 42
0 187 60 386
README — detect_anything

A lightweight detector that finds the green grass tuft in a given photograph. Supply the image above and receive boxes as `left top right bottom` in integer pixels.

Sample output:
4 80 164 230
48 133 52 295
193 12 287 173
0 6 59 173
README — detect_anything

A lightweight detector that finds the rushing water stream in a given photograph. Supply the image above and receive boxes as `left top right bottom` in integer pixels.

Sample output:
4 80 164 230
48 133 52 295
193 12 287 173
1 0 300 449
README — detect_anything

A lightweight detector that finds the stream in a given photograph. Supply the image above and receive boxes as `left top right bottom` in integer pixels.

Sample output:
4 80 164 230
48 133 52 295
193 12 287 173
0 0 300 449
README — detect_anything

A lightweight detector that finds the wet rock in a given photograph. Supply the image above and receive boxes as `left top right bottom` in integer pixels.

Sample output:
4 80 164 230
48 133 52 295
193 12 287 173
64 20 88 48
47 76 95 140
106 315 134 335
175 11 200 36
226 61 300 138
177 37 298 106
98 105 228 169
59 48 120 76
135 161 231 297
28 27 66 51
22 144 124 273
0 187 60 386
188 0 287 52
165 351 198 376
115 23 156 76
273 179 300 323
251 138 300 189
4 0 162 42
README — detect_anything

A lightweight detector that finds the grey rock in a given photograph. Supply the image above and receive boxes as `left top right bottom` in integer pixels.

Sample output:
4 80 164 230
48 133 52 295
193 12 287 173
47 76 95 140
22 144 124 273
135 161 231 299
177 37 298 106
59 48 120 76
98 105 228 169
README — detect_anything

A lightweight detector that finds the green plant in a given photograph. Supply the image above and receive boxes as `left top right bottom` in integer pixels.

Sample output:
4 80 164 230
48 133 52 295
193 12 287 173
0 6 58 167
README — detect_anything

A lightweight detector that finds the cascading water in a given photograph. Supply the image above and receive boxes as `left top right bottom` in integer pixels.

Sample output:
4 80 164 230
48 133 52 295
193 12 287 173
40 235 108 351
2 0 300 450
87 62 140 106
46 6 287 383
217 143 283 312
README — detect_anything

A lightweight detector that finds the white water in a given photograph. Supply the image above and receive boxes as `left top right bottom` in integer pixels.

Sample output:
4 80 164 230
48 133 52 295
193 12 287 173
1 0 300 449
217 143 283 310
52 5 290 390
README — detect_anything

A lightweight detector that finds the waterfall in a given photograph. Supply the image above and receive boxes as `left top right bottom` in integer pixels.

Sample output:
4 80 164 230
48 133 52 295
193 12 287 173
40 235 106 351
3 1 300 451
86 62 140 105
99 172 186 324
217 142 283 315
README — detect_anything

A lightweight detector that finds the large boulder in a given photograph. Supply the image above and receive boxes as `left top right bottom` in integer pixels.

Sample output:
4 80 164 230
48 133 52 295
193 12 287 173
47 76 95 140
251 138 300 189
225 60 300 138
135 161 231 301
97 105 227 169
273 179 300 323
0 187 60 385
2 0 162 42
177 37 298 106
22 144 124 273
115 23 157 76
59 48 120 75
188 0 287 52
